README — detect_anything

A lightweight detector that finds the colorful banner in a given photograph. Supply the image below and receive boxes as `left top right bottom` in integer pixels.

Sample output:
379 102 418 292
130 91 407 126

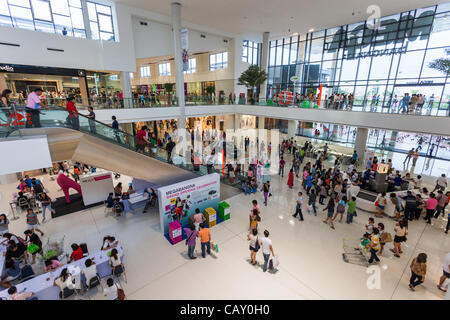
158 173 220 234
181 29 189 71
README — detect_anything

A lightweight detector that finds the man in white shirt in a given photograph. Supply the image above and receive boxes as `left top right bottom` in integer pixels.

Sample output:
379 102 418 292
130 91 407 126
260 230 275 272
433 174 447 192
438 252 450 291
292 192 304 221
103 277 121 300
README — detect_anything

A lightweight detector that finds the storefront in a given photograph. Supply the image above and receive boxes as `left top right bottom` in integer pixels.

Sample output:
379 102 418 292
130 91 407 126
0 63 89 105
0 63 121 106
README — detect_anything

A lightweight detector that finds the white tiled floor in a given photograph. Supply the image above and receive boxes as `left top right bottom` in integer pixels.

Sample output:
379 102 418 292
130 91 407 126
0 154 448 300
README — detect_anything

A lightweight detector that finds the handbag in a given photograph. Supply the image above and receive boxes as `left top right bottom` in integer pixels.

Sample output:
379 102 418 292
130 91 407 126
185 230 195 246
27 243 40 255
116 284 126 300
254 237 260 251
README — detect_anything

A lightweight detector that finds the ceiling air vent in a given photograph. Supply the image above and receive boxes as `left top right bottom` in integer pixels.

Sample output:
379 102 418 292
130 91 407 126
140 21 148 26
0 42 20 47
47 48 64 52
200 34 206 38
223 39 228 43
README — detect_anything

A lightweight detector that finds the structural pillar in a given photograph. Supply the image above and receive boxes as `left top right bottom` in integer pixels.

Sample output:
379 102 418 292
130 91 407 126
354 127 369 162
171 2 186 130
287 120 296 139
0 73 8 93
120 71 132 108
78 76 89 106
258 116 265 129
234 114 241 130
0 173 19 185
259 32 270 102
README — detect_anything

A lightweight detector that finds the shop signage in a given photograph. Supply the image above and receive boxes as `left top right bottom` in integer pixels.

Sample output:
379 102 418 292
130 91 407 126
0 64 14 72
326 10 434 57
0 63 85 76
343 45 408 60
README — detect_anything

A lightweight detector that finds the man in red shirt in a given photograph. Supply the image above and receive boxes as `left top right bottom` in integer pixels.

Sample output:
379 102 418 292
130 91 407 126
68 243 84 263
65 96 79 130
118 91 124 108
136 125 149 153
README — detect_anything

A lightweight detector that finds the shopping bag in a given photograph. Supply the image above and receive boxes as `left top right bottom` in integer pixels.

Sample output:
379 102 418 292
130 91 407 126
27 243 40 255
272 255 279 268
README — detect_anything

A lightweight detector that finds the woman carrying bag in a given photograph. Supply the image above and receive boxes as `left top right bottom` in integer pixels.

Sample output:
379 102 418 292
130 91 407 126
247 228 261 265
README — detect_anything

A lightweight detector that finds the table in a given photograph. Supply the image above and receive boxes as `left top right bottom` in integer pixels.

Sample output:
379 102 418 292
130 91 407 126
0 244 7 278
0 246 124 300
122 191 149 212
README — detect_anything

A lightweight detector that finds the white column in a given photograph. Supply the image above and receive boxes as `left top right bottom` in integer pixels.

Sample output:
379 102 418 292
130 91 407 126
120 71 132 108
354 127 369 162
0 173 18 185
287 120 296 139
171 2 186 130
81 0 92 39
259 32 270 102
258 116 265 129
234 114 241 130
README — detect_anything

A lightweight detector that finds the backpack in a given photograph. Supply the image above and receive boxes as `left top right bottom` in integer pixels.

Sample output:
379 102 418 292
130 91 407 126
337 203 345 213
114 203 123 213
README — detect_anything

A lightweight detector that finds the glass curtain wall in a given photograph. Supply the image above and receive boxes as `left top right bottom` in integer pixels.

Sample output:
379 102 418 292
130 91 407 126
266 3 450 113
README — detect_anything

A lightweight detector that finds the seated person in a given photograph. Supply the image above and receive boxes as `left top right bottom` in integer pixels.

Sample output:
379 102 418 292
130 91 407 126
82 258 98 286
114 183 123 197
103 277 121 300
101 236 119 251
24 175 33 188
16 192 29 210
109 248 124 273
106 193 114 208
17 179 27 192
1 233 20 246
5 240 28 262
127 183 136 195
242 181 250 195
7 286 36 300
44 257 62 272
1 259 21 288
53 268 74 294
113 198 124 214
68 243 84 263
142 188 157 213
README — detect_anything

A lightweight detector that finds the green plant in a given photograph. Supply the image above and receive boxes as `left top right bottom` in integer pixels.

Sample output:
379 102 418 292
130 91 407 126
238 65 268 104
163 83 174 93
205 85 215 96
429 48 450 76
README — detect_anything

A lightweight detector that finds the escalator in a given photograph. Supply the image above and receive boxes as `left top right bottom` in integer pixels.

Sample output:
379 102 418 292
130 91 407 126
1 107 198 185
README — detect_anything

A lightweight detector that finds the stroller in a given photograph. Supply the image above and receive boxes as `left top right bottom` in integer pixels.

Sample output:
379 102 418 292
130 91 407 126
39 235 68 263
342 238 370 267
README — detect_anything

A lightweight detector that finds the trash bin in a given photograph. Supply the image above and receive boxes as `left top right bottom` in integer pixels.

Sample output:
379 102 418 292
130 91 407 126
204 207 217 227
219 201 231 221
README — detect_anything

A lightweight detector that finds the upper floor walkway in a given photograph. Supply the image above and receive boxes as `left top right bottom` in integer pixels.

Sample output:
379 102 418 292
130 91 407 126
2 98 450 136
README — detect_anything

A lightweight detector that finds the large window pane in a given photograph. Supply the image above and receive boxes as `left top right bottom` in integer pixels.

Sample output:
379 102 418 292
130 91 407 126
69 6 84 29
356 58 371 81
87 2 97 21
69 0 81 8
98 14 112 32
340 58 358 81
90 21 99 39
34 19 54 33
427 13 450 48
8 0 30 7
0 14 12 26
50 0 69 15
396 50 425 78
99 31 113 41
421 48 449 78
369 55 392 80
0 0 9 15
95 3 111 15
31 0 51 21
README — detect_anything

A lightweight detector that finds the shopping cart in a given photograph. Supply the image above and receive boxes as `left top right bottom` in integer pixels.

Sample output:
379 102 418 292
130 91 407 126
342 238 370 267
39 235 68 263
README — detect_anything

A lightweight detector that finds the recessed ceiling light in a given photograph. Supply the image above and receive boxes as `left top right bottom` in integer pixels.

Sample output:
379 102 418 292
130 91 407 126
308 28 314 32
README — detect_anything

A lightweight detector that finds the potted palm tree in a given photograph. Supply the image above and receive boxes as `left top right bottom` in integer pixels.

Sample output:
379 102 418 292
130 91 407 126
164 83 174 105
238 65 267 105
205 85 215 104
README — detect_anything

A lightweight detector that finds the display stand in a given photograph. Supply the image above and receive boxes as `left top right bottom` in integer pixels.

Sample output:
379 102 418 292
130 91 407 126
168 221 182 244
204 207 217 227
219 201 230 221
